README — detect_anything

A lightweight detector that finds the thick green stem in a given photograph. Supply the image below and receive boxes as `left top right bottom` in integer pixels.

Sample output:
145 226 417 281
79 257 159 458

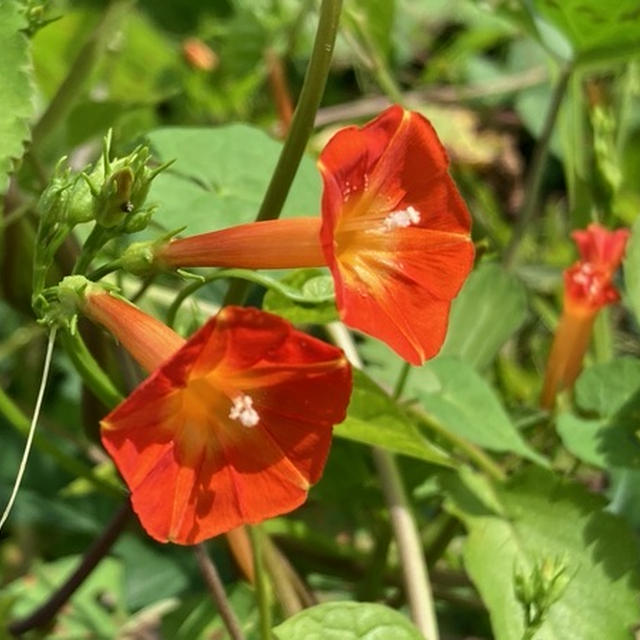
224 0 342 305
249 526 273 640
503 63 573 268
60 329 124 408
30 0 133 150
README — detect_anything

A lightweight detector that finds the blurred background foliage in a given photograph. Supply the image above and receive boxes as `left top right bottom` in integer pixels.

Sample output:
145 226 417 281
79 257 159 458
2 0 640 638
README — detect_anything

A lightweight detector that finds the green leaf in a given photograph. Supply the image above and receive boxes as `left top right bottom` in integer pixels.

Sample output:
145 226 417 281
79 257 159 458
623 215 640 325
335 370 452 467
115 534 190 610
557 358 640 469
446 467 640 640
262 268 338 324
146 124 322 235
573 357 640 416
413 357 548 465
5 556 124 638
346 0 396 55
0 0 36 193
439 262 528 370
273 601 424 640
161 583 258 640
529 0 640 64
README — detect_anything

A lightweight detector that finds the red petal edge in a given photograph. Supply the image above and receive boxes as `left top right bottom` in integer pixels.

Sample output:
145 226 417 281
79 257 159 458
101 306 352 544
318 105 474 364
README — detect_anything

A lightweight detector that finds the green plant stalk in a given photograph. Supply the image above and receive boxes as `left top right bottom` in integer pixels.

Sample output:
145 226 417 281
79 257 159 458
249 526 273 640
60 329 123 408
194 544 246 640
87 259 122 282
262 537 304 616
503 62 573 268
0 385 123 499
412 408 506 482
346 10 403 103
8 503 132 636
224 0 342 305
167 268 333 328
372 448 440 640
392 361 412 400
29 0 133 150
327 322 439 640
73 225 113 276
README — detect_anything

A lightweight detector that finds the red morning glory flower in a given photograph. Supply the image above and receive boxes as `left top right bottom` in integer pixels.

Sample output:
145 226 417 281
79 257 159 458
564 224 630 315
139 105 474 365
80 290 352 544
316 105 474 364
540 223 629 408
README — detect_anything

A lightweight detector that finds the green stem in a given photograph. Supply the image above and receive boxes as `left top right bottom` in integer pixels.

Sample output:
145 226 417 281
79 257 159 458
73 225 113 276
392 362 412 400
60 329 123 408
345 10 403 103
88 260 122 282
194 544 246 640
412 409 506 482
167 268 333 328
328 324 439 639
503 62 573 268
29 0 133 150
372 448 440 640
224 0 342 305
249 526 273 640
8 503 132 636
0 385 123 499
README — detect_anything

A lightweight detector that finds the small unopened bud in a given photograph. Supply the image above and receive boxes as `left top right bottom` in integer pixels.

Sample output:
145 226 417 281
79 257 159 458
514 555 570 633
182 37 218 71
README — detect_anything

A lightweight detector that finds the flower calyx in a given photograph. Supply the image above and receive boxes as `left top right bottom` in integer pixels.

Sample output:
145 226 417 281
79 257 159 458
35 275 117 334
119 227 187 276
81 130 172 231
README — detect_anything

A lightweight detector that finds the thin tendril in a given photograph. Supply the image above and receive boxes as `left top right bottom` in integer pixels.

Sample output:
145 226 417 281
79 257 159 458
0 327 57 533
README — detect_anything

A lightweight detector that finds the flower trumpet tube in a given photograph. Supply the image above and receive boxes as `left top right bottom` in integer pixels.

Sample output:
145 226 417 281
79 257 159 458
73 287 352 544
540 224 629 409
146 105 474 365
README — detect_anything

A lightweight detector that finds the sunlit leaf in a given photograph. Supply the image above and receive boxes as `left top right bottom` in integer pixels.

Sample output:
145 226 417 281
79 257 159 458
146 124 322 235
444 467 640 640
273 601 424 640
335 370 452 467
440 262 528 370
0 0 36 193
413 357 548 465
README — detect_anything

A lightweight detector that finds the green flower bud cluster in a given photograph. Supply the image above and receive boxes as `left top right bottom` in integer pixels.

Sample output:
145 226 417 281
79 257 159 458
82 131 170 231
514 555 571 638
32 131 172 307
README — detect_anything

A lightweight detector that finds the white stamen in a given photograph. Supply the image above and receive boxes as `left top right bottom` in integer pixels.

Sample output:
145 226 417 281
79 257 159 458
383 205 421 231
229 394 259 428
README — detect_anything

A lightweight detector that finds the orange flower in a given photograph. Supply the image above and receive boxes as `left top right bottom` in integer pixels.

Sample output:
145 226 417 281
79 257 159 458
182 37 218 72
80 292 351 544
540 223 629 409
317 105 474 364
151 106 474 365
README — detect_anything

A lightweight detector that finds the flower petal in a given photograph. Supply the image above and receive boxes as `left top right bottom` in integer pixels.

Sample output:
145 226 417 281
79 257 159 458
101 306 351 544
318 105 474 364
